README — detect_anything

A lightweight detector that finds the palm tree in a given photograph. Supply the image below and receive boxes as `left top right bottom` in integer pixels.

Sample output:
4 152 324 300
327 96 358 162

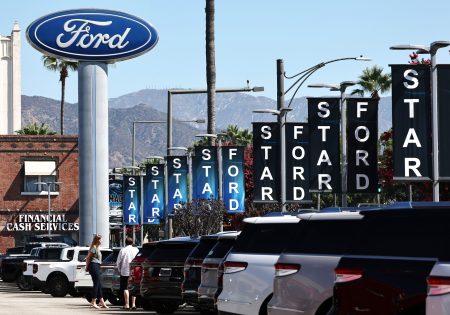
351 65 391 99
205 0 216 145
42 55 78 135
16 122 57 135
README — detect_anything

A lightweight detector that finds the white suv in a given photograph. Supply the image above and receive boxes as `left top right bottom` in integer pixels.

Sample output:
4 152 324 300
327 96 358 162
217 216 300 315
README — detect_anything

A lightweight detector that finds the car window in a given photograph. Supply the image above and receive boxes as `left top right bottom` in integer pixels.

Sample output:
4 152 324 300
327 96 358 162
103 251 119 264
232 223 300 254
207 238 235 259
78 250 88 262
66 249 74 261
41 248 63 259
188 238 218 260
149 242 198 261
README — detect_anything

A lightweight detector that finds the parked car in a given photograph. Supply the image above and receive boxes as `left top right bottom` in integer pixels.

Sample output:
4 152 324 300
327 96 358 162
100 248 122 305
198 232 240 313
332 202 450 315
426 262 450 315
126 242 158 310
1 242 69 282
27 234 77 246
141 237 199 314
217 216 301 315
267 211 367 315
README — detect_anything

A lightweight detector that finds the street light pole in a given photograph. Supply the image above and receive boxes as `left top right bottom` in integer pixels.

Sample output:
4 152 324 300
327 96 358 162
390 41 450 202
308 81 357 207
34 181 61 235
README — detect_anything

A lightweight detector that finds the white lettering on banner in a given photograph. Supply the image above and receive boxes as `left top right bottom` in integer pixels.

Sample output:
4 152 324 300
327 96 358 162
202 149 211 160
293 167 305 180
403 128 422 148
261 187 274 200
356 174 369 190
405 158 422 177
152 208 160 217
151 166 159 176
403 69 419 89
229 199 239 210
355 126 370 142
128 215 136 223
356 150 369 166
318 126 331 142
260 167 274 180
261 126 272 139
173 189 182 198
317 150 332 166
318 102 330 118
202 183 213 194
227 165 239 177
261 146 272 159
173 173 181 183
357 102 368 118
229 182 239 193
294 125 304 139
173 158 181 169
56 19 131 49
292 146 305 160
202 165 211 177
127 202 136 211
404 99 419 118
228 148 237 159
151 194 160 203
293 187 305 200
152 180 160 189
318 174 332 190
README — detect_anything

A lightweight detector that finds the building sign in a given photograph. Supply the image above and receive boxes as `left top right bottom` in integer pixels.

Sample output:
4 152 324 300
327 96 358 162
26 9 158 62
253 122 280 202
391 64 432 181
143 164 164 224
109 179 123 210
308 97 341 192
222 147 245 212
6 214 79 231
167 156 188 215
123 175 140 225
285 123 311 203
193 147 219 200
347 98 378 193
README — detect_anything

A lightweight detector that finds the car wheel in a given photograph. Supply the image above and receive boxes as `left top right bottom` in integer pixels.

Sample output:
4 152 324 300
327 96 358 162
154 302 179 314
141 298 154 311
107 293 122 306
17 274 33 291
48 274 69 297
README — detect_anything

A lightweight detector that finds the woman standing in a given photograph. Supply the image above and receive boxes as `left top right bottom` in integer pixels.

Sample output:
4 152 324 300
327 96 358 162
86 234 109 309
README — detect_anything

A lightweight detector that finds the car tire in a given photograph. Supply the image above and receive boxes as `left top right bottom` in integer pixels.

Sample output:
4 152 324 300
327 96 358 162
154 302 179 314
141 298 154 311
107 294 122 306
17 274 33 291
48 274 69 297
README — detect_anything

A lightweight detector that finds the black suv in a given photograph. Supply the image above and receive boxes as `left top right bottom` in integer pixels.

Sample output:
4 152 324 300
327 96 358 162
141 237 199 314
182 234 223 308
333 202 450 315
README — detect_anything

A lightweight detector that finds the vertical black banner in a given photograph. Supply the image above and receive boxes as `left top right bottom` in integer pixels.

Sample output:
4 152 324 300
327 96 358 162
222 147 245 212
438 65 450 180
252 122 280 202
347 98 378 193
192 147 219 200
285 123 311 203
391 64 432 181
308 97 341 192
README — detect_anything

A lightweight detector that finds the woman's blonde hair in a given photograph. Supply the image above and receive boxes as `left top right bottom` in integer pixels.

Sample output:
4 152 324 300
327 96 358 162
90 234 102 249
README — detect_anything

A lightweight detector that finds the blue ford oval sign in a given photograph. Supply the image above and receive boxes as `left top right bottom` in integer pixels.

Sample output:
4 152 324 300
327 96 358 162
26 9 158 62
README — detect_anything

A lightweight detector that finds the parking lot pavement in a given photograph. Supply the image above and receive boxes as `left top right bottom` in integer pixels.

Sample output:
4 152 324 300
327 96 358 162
0 280 200 315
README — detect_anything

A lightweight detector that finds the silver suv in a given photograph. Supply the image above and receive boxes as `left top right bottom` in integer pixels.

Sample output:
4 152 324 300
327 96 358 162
217 216 300 315
268 212 365 315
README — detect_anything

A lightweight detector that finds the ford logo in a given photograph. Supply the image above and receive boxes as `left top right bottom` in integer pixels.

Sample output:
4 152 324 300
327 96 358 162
26 9 158 62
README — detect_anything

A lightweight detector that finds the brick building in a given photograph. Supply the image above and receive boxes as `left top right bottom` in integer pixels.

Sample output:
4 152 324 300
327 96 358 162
0 135 79 253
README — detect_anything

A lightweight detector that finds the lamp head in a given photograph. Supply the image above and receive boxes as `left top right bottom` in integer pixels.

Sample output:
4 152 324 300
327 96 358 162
252 86 265 92
355 55 371 61
390 44 430 52
195 133 218 138
194 118 206 123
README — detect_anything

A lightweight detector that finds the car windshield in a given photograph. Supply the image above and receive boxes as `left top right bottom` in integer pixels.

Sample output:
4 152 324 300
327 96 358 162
207 238 235 259
188 238 218 260
148 242 198 262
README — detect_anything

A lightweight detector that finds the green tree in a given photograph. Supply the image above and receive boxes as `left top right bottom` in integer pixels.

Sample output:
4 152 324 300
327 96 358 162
16 122 57 135
42 55 78 135
351 65 391 99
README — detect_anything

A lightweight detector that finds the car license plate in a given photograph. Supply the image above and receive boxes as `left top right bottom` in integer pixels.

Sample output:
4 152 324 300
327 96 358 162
159 268 172 277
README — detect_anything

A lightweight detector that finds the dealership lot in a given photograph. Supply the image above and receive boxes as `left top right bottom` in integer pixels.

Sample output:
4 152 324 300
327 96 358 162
0 281 199 315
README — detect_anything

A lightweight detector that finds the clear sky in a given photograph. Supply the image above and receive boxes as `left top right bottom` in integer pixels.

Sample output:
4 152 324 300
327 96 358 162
1 0 450 103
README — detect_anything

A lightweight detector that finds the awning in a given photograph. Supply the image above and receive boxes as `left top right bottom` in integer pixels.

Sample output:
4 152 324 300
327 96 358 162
24 161 56 176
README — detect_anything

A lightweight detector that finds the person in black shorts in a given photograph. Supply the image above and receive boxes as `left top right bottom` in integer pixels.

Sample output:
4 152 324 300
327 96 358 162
116 237 139 309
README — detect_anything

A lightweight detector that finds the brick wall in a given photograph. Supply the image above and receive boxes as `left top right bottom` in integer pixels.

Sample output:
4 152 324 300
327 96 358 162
0 135 79 253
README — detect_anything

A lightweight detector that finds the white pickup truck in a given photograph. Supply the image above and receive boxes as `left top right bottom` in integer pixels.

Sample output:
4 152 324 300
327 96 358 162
24 246 111 297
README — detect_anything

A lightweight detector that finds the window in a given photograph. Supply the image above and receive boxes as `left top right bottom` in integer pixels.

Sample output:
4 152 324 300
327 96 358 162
149 242 199 262
207 238 235 259
189 238 218 260
22 160 59 195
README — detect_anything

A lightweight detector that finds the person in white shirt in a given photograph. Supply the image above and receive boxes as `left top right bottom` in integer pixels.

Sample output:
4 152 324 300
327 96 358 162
116 237 139 309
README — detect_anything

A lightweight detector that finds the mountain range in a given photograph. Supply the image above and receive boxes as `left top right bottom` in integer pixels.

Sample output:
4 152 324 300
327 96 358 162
21 90 393 168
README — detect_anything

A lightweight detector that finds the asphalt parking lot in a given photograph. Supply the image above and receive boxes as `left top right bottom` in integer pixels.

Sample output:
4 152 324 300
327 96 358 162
0 280 200 315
